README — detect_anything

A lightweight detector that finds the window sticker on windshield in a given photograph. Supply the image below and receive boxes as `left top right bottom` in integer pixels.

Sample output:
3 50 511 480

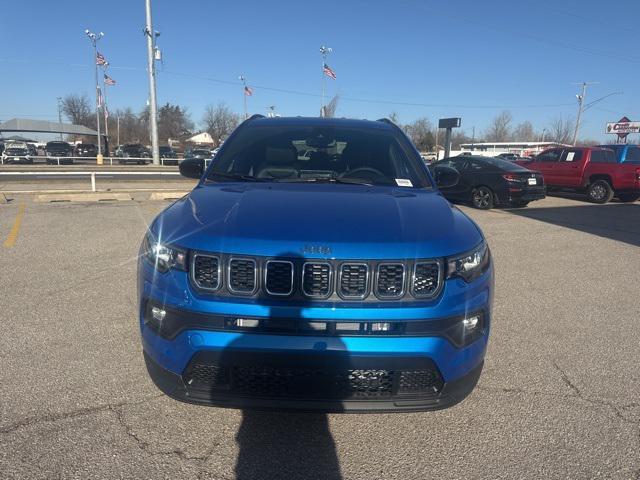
395 178 413 187
566 152 575 162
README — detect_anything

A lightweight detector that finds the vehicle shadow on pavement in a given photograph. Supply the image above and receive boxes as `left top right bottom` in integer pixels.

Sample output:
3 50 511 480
504 203 640 247
218 252 345 480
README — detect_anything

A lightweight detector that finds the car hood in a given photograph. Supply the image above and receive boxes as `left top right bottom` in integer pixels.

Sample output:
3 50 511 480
153 183 483 259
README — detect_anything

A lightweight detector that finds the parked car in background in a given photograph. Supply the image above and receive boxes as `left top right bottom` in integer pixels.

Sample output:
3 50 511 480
75 143 97 157
515 146 640 203
45 141 74 164
2 141 33 164
159 146 178 165
27 143 38 157
184 147 212 161
597 144 640 164
496 153 521 162
431 156 545 209
116 143 151 164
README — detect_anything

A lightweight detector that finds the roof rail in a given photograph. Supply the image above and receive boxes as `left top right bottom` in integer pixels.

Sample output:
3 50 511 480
376 118 395 126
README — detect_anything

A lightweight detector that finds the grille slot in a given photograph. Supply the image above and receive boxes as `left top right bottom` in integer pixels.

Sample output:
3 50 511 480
302 263 332 298
398 370 444 394
265 260 294 296
375 264 405 298
339 263 369 298
228 258 257 294
192 254 220 290
412 262 441 298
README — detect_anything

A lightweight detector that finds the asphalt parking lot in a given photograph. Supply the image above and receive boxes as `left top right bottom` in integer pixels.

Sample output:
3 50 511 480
0 194 639 479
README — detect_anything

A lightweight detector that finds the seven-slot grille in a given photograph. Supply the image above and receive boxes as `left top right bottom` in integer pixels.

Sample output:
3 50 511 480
412 262 441 298
302 263 332 298
376 264 405 298
192 254 220 290
265 261 294 296
191 255 444 300
228 258 257 294
339 263 369 298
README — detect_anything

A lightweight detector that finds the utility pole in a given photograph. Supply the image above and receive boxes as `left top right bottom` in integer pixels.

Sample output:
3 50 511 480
144 0 160 165
57 97 63 141
85 29 104 162
571 82 598 146
117 115 120 146
319 45 332 117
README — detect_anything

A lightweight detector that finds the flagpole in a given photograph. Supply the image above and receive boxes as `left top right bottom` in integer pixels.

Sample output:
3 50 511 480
239 75 248 119
102 65 109 146
85 29 104 160
319 46 331 117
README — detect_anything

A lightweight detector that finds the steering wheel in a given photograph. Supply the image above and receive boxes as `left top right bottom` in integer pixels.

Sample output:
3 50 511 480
340 167 385 179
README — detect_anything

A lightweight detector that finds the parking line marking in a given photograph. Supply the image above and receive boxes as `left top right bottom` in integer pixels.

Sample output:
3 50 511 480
3 203 26 248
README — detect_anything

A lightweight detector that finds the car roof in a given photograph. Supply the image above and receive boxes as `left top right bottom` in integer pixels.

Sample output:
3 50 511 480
248 116 394 131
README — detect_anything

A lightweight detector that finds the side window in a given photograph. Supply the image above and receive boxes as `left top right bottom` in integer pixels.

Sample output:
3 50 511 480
467 160 486 171
590 150 615 163
537 150 562 162
625 147 640 163
562 150 583 162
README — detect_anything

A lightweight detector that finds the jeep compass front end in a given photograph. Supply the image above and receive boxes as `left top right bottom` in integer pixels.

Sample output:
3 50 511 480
138 116 493 412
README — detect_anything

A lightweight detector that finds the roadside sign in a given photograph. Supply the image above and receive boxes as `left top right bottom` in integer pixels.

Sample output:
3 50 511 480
606 117 640 140
438 117 461 129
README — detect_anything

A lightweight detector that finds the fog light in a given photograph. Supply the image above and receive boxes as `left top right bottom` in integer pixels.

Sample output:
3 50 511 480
151 307 166 322
371 322 391 332
462 315 480 330
236 318 259 328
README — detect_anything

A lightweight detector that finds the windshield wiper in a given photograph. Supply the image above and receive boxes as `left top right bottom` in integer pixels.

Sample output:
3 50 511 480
207 172 269 182
274 177 374 186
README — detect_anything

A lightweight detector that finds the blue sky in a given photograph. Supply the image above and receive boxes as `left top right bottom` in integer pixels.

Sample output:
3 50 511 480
1 0 639 141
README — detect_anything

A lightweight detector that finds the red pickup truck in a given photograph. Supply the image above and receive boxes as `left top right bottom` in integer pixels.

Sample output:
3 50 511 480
516 147 640 203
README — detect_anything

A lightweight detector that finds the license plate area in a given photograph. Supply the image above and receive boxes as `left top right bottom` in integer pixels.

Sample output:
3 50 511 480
527 178 537 185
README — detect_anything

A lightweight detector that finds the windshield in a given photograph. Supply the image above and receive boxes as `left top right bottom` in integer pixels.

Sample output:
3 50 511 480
207 124 432 187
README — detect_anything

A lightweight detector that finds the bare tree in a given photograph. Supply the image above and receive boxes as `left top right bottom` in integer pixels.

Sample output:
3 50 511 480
511 121 536 141
201 102 240 146
388 112 400 125
485 111 512 142
548 116 574 144
61 94 93 127
404 118 435 151
323 95 340 118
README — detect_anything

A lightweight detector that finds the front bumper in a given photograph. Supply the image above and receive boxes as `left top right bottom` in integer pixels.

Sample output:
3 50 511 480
139 258 493 412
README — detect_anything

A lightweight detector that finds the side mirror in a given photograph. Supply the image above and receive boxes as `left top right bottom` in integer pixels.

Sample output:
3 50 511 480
179 158 205 179
432 165 459 188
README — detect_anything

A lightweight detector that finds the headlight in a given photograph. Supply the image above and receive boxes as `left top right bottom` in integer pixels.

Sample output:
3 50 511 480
446 241 490 282
141 231 187 273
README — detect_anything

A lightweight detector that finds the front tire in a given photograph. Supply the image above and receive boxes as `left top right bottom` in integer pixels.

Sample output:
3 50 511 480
471 186 494 209
587 180 613 204
618 192 640 203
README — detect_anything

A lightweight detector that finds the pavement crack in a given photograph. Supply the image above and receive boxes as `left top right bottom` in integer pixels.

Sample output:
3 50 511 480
0 393 163 435
552 361 582 397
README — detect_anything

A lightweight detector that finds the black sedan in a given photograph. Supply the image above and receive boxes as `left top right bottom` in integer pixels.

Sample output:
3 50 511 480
431 155 545 209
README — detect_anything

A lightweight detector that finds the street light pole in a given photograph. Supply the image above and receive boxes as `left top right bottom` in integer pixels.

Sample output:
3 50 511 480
85 29 104 160
572 82 587 146
102 63 109 145
319 46 332 117
144 0 160 165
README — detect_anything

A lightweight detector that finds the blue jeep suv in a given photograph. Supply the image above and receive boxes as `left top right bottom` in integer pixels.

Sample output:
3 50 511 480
138 116 493 412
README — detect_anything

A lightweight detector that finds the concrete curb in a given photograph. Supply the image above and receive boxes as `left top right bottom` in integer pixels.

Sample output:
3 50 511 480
149 191 189 201
34 193 133 203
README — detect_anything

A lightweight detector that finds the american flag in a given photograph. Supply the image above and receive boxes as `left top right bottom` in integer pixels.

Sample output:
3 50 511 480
97 87 104 108
104 74 116 86
96 52 107 66
323 63 336 80
104 104 109 119
244 85 253 96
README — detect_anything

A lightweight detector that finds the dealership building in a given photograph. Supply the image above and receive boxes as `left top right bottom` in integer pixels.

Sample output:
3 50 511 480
458 141 567 157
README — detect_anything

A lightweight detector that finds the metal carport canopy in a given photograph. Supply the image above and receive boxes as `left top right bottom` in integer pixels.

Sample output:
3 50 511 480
0 118 99 137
